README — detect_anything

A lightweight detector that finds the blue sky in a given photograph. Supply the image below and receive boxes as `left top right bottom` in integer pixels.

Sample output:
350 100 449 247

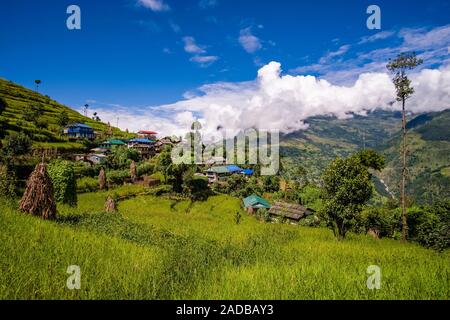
1 0 449 135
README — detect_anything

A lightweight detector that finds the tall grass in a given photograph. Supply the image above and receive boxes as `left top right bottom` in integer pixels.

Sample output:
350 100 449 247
0 190 449 300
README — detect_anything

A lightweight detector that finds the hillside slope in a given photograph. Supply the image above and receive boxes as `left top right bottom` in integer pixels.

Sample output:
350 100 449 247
380 109 450 203
280 110 450 203
0 78 132 151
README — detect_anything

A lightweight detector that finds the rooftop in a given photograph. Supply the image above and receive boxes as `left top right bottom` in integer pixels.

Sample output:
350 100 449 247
243 194 271 209
268 202 315 221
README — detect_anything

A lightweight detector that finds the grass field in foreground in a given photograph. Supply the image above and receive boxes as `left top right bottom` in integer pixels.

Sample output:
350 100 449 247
1 188 449 299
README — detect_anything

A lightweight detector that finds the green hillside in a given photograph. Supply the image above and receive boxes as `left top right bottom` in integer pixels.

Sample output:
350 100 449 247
0 78 132 152
1 187 448 299
280 110 450 204
380 109 450 203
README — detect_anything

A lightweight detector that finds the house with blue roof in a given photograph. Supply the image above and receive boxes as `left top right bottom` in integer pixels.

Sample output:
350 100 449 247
127 138 156 158
243 194 271 214
205 165 253 183
64 123 95 140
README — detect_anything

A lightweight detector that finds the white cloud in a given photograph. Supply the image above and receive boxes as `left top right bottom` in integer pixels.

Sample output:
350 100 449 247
199 0 219 9
96 61 449 139
182 36 218 67
137 0 170 12
190 55 219 67
239 28 262 53
183 36 206 54
359 31 395 44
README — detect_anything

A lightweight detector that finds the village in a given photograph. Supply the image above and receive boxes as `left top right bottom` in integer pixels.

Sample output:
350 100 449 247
60 122 316 224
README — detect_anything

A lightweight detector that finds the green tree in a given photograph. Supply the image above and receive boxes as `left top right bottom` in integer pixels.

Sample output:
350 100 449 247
57 110 70 127
262 175 280 193
0 97 6 116
155 149 173 182
321 151 385 239
48 160 77 206
3 132 32 157
34 80 41 92
387 52 423 241
110 147 140 169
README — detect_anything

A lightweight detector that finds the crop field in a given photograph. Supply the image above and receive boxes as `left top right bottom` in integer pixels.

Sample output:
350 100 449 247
1 186 448 300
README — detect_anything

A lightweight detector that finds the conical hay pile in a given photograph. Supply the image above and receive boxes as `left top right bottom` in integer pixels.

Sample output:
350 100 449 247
98 167 106 190
19 163 56 220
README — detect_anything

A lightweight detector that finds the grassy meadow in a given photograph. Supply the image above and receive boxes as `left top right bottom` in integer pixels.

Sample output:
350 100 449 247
0 185 449 300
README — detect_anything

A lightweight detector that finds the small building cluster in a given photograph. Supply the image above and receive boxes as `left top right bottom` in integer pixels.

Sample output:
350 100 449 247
243 194 315 224
64 123 96 140
63 123 180 165
205 165 254 183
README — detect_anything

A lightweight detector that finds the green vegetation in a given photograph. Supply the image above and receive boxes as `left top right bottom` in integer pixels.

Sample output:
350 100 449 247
321 150 385 239
0 78 132 152
0 189 448 299
48 160 77 207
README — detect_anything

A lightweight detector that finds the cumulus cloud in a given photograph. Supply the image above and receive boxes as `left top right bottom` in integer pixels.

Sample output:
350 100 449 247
239 28 262 53
93 62 450 139
137 0 170 12
183 36 206 54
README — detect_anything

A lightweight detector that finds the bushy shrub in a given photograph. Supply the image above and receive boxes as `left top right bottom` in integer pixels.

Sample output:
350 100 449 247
76 177 99 193
358 207 400 238
137 162 154 177
3 132 32 156
107 169 130 185
74 164 100 178
299 214 321 227
0 164 16 198
48 160 77 206
262 175 280 193
408 201 450 251
110 147 140 169
182 171 210 200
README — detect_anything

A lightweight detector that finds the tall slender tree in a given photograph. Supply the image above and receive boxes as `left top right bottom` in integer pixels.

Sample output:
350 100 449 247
34 80 41 92
387 52 423 242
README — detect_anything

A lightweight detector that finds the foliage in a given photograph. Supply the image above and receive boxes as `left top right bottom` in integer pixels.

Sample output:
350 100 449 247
0 164 16 198
48 160 77 207
182 170 210 201
137 162 154 177
57 110 70 127
107 169 130 186
262 175 280 193
320 154 378 239
387 52 423 102
358 206 400 238
407 200 450 251
222 174 248 197
0 97 7 115
76 177 99 193
2 132 32 157
110 147 140 169
355 149 385 171
155 149 172 181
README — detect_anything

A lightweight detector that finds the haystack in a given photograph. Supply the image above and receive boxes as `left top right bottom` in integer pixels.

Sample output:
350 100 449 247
98 167 106 190
130 161 137 183
19 163 56 220
104 196 117 212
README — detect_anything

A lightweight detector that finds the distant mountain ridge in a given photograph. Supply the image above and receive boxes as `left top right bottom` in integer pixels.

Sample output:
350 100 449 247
280 109 450 204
